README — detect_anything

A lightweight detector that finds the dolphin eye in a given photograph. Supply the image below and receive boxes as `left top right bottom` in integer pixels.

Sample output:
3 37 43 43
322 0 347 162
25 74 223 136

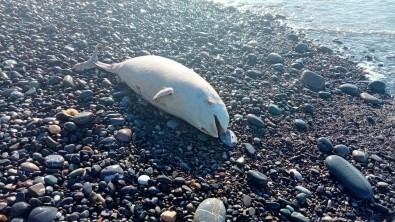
201 127 208 133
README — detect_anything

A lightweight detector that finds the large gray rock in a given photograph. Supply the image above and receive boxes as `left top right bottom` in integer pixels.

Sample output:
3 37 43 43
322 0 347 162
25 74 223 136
193 198 226 222
325 155 373 200
300 70 325 91
368 80 386 93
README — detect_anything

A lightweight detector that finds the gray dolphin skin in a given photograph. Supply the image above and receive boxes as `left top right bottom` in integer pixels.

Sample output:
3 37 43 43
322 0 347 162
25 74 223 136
73 44 230 138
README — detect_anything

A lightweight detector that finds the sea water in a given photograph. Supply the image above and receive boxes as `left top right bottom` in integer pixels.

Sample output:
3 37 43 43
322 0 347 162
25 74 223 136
212 0 395 95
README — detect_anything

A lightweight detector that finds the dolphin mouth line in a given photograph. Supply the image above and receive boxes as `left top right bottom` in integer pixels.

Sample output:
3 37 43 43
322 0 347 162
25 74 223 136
214 114 226 136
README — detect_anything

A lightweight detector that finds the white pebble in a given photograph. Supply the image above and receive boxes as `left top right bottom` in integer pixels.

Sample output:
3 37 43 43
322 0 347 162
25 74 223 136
138 175 150 185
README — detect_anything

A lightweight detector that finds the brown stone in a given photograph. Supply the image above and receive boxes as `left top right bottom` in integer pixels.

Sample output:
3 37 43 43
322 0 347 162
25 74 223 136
48 124 61 134
160 210 177 222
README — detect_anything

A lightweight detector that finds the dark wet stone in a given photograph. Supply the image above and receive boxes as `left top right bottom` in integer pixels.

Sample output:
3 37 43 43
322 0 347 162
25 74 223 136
291 211 310 222
303 104 315 113
360 92 382 105
368 80 386 93
45 154 64 168
339 83 358 95
82 182 93 196
247 170 268 188
69 168 84 178
193 198 226 222
266 202 280 210
318 91 332 99
300 70 325 91
243 143 256 155
73 112 94 125
317 137 333 153
318 45 333 54
267 53 283 63
27 206 58 222
294 119 308 130
98 97 114 106
156 175 172 184
44 175 58 186
268 103 282 115
12 202 31 217
246 114 264 128
9 91 24 100
325 155 373 200
333 145 350 158
100 165 124 182
245 69 263 78
295 43 309 53
79 90 94 102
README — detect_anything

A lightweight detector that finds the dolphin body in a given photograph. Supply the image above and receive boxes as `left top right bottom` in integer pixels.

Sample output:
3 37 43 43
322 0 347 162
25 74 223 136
73 44 229 138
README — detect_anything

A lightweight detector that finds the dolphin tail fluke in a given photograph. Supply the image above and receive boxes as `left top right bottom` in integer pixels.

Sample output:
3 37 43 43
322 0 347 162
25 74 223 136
72 43 120 75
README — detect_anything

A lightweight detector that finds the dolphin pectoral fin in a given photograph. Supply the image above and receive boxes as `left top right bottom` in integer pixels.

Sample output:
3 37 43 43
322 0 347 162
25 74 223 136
152 87 174 100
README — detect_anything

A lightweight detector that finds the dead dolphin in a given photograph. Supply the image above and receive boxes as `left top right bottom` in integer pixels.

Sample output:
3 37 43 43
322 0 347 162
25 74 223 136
73 44 229 138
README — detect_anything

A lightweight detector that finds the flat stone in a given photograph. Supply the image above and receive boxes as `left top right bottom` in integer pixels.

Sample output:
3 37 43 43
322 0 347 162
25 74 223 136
166 119 179 129
325 155 373 200
291 211 310 222
246 114 264 128
333 145 350 158
247 170 268 188
73 112 94 125
339 83 358 95
100 165 124 182
300 70 325 91
116 129 132 142
45 154 64 168
317 137 334 153
28 183 45 197
160 210 177 222
27 206 58 222
295 43 309 53
20 162 40 172
193 198 226 222
360 92 382 105
245 69 263 78
368 80 386 93
352 150 368 163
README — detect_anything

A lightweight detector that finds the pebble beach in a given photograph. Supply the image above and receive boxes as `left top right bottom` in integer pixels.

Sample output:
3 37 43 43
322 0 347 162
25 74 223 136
0 0 394 221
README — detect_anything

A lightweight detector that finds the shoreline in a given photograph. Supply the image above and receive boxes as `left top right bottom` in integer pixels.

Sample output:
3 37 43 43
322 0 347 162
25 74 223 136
0 0 394 221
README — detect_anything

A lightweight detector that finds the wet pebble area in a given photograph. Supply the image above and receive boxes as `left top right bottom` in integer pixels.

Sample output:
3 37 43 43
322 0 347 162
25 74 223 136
0 0 394 221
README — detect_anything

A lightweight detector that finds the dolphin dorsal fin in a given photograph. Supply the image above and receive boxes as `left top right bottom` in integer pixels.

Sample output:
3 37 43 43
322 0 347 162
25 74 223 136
153 87 174 100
